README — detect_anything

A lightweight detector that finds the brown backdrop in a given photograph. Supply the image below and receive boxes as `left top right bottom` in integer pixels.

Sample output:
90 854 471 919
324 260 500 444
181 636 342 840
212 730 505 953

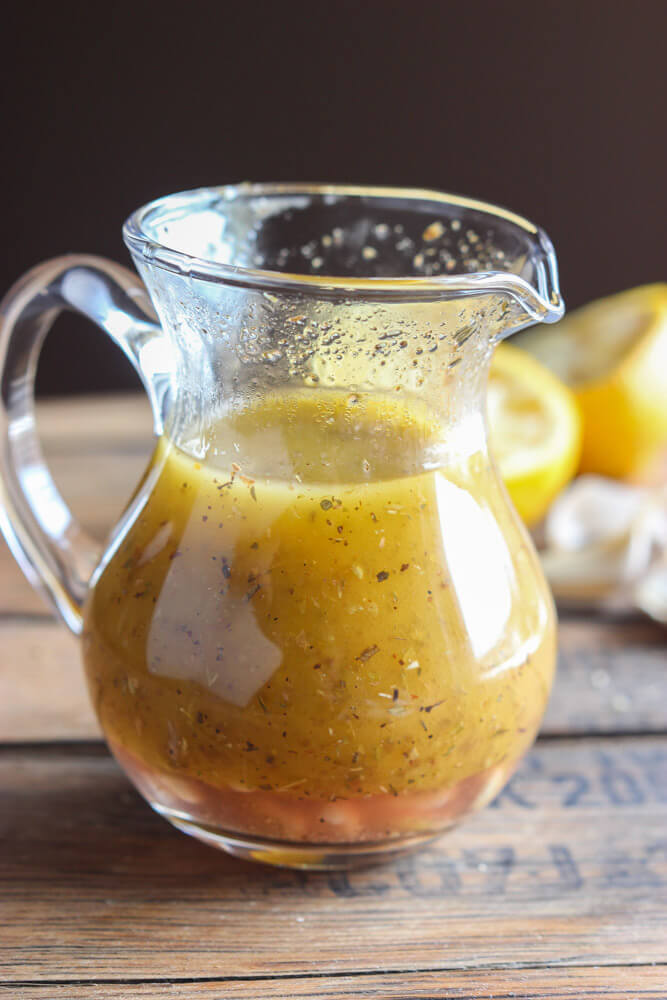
3 0 666 393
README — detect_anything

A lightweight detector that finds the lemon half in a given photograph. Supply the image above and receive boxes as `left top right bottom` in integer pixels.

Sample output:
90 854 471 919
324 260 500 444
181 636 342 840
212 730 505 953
517 285 667 483
488 343 582 526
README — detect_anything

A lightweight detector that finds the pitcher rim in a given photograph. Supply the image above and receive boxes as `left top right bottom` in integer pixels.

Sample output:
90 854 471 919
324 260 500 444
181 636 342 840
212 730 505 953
123 182 564 322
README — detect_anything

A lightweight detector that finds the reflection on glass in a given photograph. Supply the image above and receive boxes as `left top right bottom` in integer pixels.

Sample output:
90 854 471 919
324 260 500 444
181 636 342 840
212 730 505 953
84 390 555 849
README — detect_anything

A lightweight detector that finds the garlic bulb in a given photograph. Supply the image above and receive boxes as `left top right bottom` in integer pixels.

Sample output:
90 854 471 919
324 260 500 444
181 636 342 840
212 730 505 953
539 477 667 623
635 560 667 624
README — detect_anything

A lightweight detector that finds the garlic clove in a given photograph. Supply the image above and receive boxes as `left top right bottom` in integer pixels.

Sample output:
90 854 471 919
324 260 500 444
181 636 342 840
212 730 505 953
625 487 667 580
539 543 630 602
545 475 647 552
634 560 667 625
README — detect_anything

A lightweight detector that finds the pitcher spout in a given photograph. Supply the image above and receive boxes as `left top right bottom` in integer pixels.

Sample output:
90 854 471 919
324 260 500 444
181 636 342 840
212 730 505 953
123 184 564 420
482 220 564 336
125 184 563 337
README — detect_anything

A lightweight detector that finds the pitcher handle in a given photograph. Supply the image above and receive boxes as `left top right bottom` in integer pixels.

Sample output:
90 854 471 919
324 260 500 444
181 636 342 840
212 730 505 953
0 255 166 635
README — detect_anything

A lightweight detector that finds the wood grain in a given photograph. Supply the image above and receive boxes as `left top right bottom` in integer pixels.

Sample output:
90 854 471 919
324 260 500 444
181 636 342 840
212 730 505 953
1 737 665 982
1 966 665 998
0 622 91 741
2 393 666 996
0 444 147 614
544 618 667 734
2 394 665 743
0 394 154 617
36 393 153 453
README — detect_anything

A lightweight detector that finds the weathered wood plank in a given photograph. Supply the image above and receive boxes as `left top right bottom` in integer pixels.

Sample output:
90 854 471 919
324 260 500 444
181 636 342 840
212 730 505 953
1 738 665 981
0 545 46 617
0 444 153 616
544 619 667 734
0 623 92 741
37 450 152 534
36 393 152 453
1 617 664 744
3 396 666 740
0 393 154 616
1 965 665 998
0 399 660 997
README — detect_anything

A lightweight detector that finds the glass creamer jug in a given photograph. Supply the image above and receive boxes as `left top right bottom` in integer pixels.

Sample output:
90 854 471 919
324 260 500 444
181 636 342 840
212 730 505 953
0 184 564 869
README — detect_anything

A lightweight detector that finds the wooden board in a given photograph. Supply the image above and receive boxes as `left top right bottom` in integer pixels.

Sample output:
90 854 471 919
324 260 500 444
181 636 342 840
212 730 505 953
1 393 666 997
0 394 154 617
1 966 665 999
544 618 667 734
2 394 665 745
0 622 91 741
1 737 666 983
36 393 153 452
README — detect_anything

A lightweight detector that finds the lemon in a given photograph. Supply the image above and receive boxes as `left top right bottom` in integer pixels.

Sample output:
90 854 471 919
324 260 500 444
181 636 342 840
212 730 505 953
488 343 582 526
516 285 667 482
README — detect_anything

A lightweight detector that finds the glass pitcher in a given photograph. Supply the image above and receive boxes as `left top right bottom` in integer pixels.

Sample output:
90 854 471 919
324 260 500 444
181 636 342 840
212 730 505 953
0 184 564 869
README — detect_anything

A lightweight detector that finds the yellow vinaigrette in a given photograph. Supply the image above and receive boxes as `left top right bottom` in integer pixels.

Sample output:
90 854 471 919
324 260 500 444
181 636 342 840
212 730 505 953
84 391 555 843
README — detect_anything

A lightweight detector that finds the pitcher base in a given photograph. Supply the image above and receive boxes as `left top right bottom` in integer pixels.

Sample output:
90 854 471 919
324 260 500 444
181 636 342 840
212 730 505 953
155 807 442 869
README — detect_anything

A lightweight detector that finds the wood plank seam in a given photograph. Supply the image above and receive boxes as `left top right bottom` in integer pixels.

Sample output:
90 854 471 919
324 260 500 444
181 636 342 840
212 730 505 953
3 729 667 753
4 959 667 987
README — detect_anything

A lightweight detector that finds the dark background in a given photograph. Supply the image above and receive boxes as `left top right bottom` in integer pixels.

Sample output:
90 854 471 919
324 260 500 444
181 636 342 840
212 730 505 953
3 1 666 395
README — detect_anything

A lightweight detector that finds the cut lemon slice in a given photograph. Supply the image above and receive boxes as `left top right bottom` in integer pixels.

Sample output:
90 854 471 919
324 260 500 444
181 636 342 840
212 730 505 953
488 343 582 526
517 284 667 482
